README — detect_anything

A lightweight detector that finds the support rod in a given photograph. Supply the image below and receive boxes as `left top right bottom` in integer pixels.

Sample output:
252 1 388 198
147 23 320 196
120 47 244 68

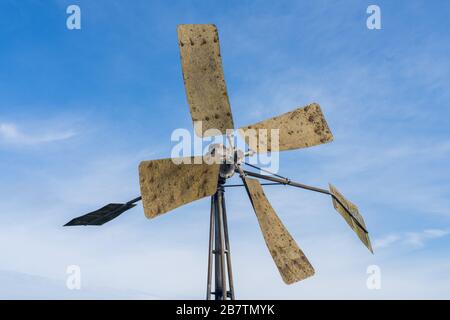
206 196 215 300
216 187 227 300
242 169 330 195
213 193 224 300
240 168 369 234
126 196 142 205
244 162 291 180
223 182 283 188
221 191 235 299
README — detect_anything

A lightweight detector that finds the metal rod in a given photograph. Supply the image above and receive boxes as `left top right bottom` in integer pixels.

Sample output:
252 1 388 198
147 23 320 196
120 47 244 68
126 196 142 204
213 193 223 300
223 182 283 188
244 162 290 180
241 169 369 234
242 169 330 195
221 190 235 300
216 187 227 300
206 196 215 300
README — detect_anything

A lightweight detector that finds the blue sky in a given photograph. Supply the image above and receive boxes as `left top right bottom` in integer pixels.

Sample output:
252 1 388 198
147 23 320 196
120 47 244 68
1 0 450 299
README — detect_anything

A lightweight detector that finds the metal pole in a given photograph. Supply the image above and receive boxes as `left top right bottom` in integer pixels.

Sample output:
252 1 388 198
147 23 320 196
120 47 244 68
223 182 283 188
207 177 236 300
126 196 142 204
216 186 227 300
213 192 224 300
206 196 215 300
241 169 369 233
242 169 330 195
221 190 235 299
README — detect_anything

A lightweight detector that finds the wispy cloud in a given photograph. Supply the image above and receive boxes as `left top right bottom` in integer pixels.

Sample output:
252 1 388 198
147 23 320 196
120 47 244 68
405 229 450 248
374 228 450 249
0 269 160 299
0 122 76 145
373 234 401 249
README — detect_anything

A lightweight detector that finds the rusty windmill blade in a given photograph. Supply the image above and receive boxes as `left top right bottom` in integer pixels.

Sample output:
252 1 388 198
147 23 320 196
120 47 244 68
329 184 373 253
139 156 220 219
242 176 315 284
238 103 333 153
177 24 234 137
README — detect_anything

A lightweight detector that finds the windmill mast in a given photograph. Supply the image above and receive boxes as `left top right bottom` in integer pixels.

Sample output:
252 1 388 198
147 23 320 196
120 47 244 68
207 178 235 300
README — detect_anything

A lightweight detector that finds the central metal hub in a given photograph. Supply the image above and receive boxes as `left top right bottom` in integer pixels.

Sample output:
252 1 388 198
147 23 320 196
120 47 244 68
206 143 244 179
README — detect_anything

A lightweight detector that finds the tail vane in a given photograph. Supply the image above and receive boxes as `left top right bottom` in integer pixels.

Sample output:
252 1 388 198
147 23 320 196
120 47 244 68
64 203 136 226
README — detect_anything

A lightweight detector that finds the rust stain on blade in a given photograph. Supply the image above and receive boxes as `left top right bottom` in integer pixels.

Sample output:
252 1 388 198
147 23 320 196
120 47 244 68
177 24 234 137
244 177 315 284
329 184 373 253
238 103 333 153
139 157 220 218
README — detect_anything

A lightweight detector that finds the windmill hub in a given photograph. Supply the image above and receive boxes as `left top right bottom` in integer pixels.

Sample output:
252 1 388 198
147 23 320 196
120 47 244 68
206 143 244 179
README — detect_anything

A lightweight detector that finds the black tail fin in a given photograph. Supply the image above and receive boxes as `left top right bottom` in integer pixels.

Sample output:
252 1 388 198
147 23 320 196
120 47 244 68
64 203 136 226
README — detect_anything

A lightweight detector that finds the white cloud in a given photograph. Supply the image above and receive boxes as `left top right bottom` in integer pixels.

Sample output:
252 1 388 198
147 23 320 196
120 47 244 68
405 229 450 248
0 269 159 299
0 122 76 145
1 216 450 299
373 234 401 249
374 229 450 249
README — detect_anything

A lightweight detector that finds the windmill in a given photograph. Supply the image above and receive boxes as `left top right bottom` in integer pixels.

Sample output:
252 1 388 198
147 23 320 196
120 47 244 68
65 24 373 300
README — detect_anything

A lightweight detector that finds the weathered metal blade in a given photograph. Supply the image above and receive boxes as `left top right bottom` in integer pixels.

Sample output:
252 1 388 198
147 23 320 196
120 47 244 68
243 176 315 284
238 103 333 153
64 203 135 226
177 24 234 137
329 184 373 253
139 156 220 218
